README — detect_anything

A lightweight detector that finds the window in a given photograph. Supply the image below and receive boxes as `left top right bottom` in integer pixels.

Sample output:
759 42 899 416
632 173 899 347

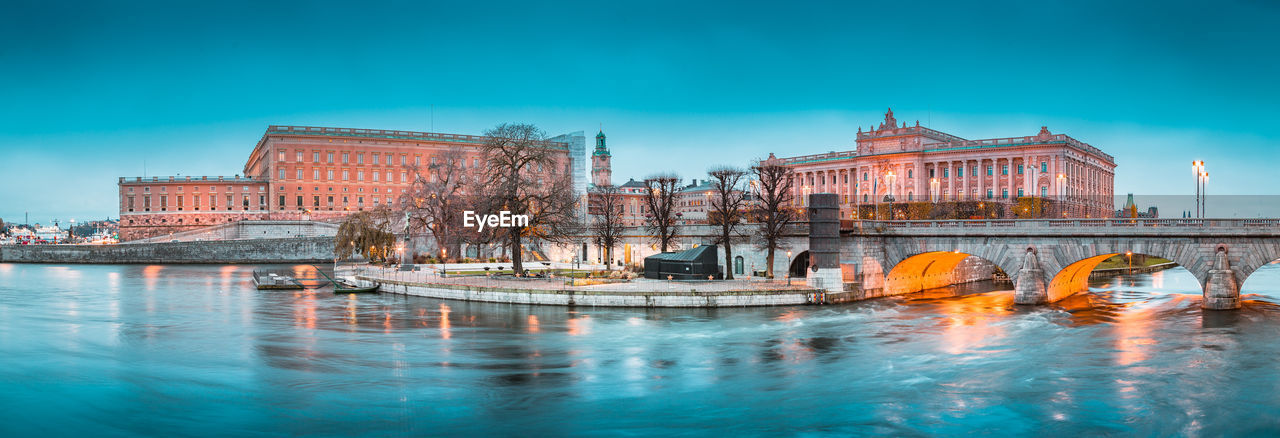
357 153 363 164
973 166 978 176
279 168 286 180
296 169 303 180
342 170 349 181
327 170 334 180
296 195 303 207
278 195 285 207
296 151 303 162
986 189 993 199
373 172 380 182
386 155 392 165
1002 189 1009 199
988 166 994 176
929 169 935 178
431 156 437 166
327 152 334 163
1017 164 1024 175
313 196 320 207
415 156 421 166
401 155 407 165
357 171 363 181
908 192 913 201
943 168 949 178
1041 162 1048 173
1018 188 1024 197
1001 165 1008 175
277 151 286 161
842 174 848 184
386 171 392 182
313 151 320 163
908 169 913 178
734 256 744 275
314 169 320 180
957 167 963 177
1041 186 1048 197
342 153 349 164
863 194 868 202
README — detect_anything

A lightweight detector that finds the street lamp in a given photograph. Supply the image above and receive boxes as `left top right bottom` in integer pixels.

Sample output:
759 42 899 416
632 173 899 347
883 171 897 220
1126 250 1133 274
1192 161 1206 218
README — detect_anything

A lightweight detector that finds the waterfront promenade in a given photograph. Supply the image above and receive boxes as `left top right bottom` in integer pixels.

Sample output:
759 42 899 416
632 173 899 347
346 264 823 307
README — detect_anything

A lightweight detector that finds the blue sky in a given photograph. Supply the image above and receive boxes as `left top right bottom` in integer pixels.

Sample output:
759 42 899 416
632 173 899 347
1 0 1277 224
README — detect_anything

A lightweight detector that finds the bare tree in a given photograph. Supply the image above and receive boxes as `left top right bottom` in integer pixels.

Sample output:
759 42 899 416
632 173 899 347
400 147 470 261
750 159 797 278
335 205 398 262
707 166 749 279
643 174 681 253
479 123 582 274
589 184 625 270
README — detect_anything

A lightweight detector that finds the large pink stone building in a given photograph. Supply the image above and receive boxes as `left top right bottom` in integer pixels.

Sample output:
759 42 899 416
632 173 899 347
775 109 1116 219
119 125 572 241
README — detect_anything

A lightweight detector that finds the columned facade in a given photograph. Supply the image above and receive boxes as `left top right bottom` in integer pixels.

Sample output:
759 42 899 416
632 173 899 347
779 109 1116 219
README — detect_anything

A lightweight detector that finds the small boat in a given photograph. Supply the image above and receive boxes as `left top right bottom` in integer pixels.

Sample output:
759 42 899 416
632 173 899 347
334 277 380 294
253 270 304 290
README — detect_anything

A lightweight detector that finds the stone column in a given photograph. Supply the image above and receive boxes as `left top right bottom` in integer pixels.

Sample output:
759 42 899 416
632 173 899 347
1014 248 1048 304
1203 247 1242 310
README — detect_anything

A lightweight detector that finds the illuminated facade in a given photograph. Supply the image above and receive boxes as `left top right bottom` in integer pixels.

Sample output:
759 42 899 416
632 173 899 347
119 125 575 241
775 109 1116 219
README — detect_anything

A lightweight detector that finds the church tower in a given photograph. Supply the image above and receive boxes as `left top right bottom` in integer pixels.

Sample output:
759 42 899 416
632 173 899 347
591 130 612 187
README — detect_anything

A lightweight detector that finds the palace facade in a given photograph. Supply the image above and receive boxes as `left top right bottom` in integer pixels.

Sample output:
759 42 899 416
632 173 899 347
118 125 578 241
775 109 1116 219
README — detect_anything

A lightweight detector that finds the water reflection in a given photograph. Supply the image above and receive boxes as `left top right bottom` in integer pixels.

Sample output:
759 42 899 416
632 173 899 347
5 263 1280 435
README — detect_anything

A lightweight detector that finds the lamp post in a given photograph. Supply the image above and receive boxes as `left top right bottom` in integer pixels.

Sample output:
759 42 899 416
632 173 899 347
883 171 897 220
1192 161 1205 218
1202 170 1209 219
1056 173 1067 217
1126 250 1133 274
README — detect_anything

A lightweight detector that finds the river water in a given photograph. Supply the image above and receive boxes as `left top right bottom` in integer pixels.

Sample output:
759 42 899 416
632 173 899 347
3 263 1280 436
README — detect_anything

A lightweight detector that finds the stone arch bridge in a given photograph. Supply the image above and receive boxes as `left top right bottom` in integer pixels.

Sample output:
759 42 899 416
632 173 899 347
799 218 1280 310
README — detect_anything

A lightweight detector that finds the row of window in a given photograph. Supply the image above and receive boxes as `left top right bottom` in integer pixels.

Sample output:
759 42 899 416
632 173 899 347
833 186 1053 204
126 185 259 193
125 194 263 212
276 149 483 168
275 195 396 208
802 161 1058 186
276 167 410 183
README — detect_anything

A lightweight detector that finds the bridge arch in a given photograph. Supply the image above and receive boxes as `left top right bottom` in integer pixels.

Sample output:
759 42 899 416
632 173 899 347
788 250 810 278
884 251 1010 295
1045 252 1200 303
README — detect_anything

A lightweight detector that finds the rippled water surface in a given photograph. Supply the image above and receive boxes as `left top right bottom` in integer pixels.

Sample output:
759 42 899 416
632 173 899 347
5 263 1280 436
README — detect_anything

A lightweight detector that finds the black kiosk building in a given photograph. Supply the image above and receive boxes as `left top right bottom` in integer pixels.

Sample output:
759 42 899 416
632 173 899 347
643 245 721 279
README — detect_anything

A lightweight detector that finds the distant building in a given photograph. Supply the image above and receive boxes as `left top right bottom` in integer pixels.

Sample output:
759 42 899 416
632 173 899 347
774 108 1117 219
1115 193 1158 218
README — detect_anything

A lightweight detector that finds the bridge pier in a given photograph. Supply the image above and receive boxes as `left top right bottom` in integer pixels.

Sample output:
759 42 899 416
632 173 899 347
1013 248 1048 305
1203 247 1242 310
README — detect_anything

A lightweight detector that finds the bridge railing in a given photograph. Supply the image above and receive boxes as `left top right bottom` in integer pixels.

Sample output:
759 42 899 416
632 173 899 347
845 218 1280 230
